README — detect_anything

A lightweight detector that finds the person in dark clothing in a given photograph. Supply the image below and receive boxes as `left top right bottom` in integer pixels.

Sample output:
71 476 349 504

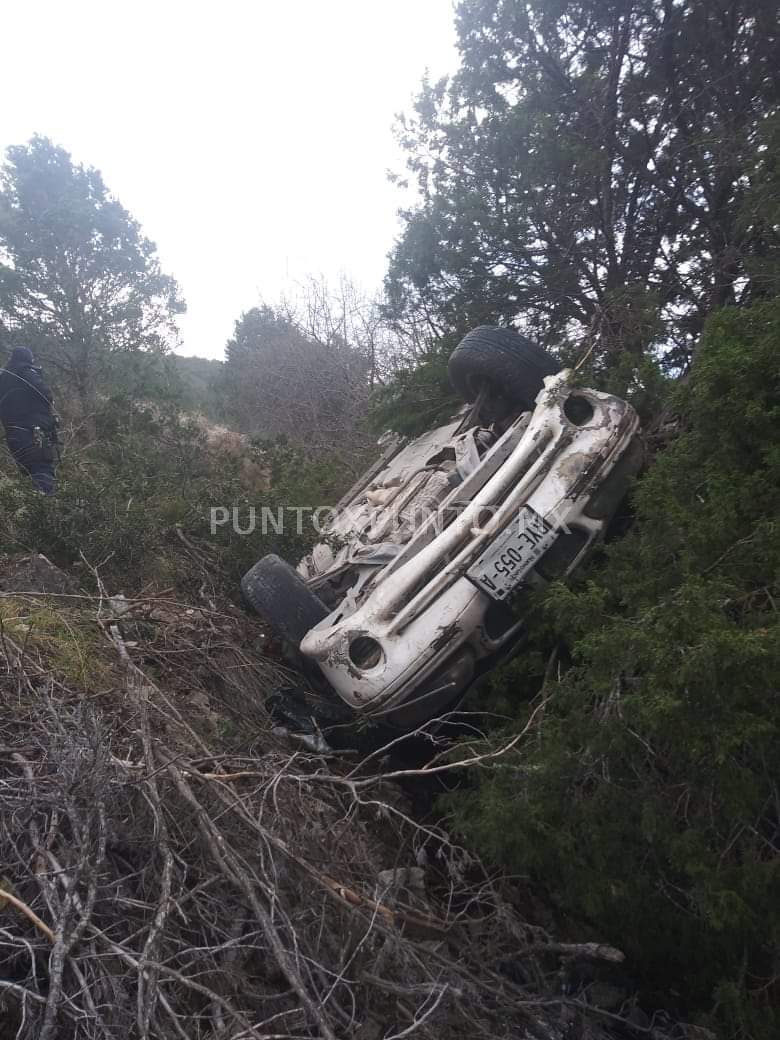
0 347 59 495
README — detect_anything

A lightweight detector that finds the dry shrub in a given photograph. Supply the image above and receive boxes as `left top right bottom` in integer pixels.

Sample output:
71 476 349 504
195 416 270 493
0 575 688 1040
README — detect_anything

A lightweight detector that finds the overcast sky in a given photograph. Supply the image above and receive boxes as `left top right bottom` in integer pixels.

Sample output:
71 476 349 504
1 0 457 358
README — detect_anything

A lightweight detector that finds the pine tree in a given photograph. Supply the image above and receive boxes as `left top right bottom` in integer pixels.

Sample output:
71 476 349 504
0 136 184 419
387 0 779 376
449 299 780 1035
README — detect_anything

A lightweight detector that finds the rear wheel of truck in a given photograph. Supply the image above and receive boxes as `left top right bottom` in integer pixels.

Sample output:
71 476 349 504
448 325 558 414
241 554 328 646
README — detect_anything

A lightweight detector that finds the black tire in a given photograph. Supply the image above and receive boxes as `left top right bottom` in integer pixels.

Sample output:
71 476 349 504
241 554 328 647
448 326 558 412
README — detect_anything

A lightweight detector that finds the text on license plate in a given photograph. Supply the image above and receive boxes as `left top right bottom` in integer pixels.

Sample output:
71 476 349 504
466 506 557 601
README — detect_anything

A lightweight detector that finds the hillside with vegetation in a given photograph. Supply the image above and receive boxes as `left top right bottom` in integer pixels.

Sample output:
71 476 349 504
0 1 778 1038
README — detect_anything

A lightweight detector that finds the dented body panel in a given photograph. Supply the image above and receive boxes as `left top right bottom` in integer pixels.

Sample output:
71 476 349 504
296 370 640 725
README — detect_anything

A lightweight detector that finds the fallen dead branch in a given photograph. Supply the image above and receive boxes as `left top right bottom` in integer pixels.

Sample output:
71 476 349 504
0 584 686 1040
0 886 55 943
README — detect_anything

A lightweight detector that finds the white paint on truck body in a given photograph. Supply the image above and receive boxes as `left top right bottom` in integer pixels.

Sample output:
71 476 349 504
298 370 640 719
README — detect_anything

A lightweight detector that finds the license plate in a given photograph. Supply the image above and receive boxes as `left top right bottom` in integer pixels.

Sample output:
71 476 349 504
467 506 557 601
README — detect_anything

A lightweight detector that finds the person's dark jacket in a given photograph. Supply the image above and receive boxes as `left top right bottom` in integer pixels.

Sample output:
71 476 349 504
0 348 55 430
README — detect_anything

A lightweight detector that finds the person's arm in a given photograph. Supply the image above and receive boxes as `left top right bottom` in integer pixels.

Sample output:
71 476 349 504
23 366 54 403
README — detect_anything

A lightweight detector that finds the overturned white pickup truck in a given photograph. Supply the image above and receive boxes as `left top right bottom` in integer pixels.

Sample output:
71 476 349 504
242 326 642 739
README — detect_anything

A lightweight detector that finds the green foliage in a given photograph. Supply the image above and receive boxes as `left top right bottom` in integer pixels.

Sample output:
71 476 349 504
447 301 780 1035
0 597 110 688
369 338 460 436
0 135 183 415
219 301 373 463
371 328 671 436
739 112 780 302
172 354 225 419
212 434 353 574
0 396 338 594
388 0 779 373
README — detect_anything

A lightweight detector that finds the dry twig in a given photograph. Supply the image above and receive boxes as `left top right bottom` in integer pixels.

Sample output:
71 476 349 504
0 587 684 1040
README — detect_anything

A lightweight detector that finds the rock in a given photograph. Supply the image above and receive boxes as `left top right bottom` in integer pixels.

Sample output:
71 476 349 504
377 867 426 892
0 553 79 596
108 593 132 616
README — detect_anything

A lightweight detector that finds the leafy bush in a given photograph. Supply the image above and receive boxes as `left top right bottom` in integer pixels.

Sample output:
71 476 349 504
370 327 670 437
0 396 348 594
369 338 461 436
447 301 780 1037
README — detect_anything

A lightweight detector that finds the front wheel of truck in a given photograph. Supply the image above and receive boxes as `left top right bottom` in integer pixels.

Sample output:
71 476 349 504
241 554 328 647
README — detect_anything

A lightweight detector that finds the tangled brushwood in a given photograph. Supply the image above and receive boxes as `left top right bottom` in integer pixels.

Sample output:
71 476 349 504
0 568 690 1040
